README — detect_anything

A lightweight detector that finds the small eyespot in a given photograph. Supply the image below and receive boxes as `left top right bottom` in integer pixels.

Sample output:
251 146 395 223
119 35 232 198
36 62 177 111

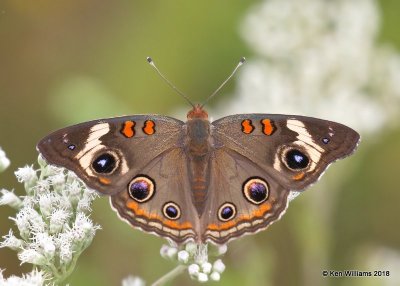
322 138 330 144
163 202 181 220
284 149 310 170
68 144 76 150
243 177 269 205
92 152 118 174
218 203 236 222
128 176 155 203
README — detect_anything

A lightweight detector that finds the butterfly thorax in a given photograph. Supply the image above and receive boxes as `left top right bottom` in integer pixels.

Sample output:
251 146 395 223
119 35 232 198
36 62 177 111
186 105 211 156
186 104 208 120
185 105 212 216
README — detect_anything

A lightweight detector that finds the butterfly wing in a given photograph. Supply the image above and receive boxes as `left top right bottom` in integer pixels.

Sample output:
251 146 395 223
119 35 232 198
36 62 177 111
201 114 360 244
38 115 200 243
110 147 199 244
37 115 184 195
201 148 291 244
212 114 360 191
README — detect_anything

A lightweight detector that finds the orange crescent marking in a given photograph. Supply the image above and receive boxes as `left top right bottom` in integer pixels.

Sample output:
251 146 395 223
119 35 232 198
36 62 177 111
143 120 155 135
126 201 192 230
261 119 275 136
99 177 111 185
293 172 305 181
252 202 272 217
164 220 192 229
207 202 272 231
121 121 135 138
127 201 160 220
241 119 254 134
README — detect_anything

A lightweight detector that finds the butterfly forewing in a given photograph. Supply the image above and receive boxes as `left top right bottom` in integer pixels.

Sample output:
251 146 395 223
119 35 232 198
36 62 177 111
211 114 360 191
37 115 185 196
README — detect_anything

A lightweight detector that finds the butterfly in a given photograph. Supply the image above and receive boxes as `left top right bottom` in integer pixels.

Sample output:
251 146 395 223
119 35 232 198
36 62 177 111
37 58 360 245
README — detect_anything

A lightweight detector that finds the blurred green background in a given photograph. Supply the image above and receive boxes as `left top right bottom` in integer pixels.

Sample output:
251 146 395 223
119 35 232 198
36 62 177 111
1 0 400 285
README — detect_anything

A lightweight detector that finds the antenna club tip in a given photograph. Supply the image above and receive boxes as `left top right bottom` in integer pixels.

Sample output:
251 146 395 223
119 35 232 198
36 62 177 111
239 57 246 64
146 57 153 63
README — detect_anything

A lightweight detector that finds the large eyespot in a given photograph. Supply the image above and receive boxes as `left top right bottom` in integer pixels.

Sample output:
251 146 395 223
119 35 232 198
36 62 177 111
283 148 310 170
91 152 118 174
163 202 181 220
218 203 236 222
243 177 269 205
128 175 155 203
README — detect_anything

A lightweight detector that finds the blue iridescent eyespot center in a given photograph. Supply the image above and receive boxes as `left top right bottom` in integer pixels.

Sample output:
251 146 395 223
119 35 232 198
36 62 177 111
163 202 181 220
218 203 236 221
130 181 149 200
92 153 117 173
166 206 178 217
249 182 267 201
128 176 155 203
285 149 309 169
221 207 233 219
243 178 269 204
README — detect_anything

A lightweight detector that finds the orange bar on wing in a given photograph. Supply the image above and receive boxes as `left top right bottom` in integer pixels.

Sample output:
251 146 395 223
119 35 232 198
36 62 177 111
143 120 155 135
99 177 111 185
241 119 255 134
121 121 136 138
261 119 275 135
293 173 305 181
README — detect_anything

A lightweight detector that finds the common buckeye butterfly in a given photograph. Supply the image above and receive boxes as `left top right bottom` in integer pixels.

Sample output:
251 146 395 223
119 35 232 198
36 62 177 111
37 58 360 245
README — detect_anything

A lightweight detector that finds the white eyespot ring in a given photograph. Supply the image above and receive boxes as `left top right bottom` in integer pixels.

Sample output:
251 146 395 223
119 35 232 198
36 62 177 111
218 203 236 222
128 175 155 203
281 146 310 171
163 202 181 220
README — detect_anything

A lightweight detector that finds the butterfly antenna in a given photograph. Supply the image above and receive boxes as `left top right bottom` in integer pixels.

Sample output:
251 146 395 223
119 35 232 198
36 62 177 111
200 57 246 108
146 57 195 108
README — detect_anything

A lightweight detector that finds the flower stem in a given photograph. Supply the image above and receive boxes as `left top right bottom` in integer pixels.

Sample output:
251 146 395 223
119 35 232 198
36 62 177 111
151 265 187 286
53 250 83 284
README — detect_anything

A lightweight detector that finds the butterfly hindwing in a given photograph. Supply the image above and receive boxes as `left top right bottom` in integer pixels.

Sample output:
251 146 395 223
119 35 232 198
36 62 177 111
110 147 199 243
201 148 291 244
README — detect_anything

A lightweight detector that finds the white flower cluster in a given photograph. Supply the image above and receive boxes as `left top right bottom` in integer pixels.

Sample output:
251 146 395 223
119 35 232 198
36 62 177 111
219 0 400 134
0 269 47 286
0 156 100 285
0 147 10 172
160 242 227 283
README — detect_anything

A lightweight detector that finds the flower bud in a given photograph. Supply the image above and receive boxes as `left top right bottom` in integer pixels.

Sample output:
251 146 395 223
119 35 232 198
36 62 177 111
177 250 189 263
